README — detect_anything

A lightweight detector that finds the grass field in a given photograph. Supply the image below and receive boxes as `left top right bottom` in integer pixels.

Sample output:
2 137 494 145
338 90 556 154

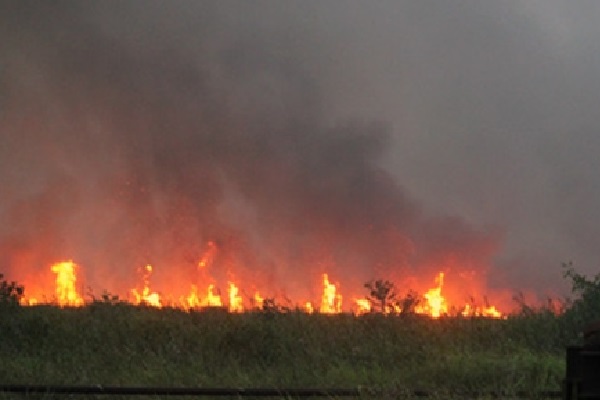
0 303 575 398
3 265 599 399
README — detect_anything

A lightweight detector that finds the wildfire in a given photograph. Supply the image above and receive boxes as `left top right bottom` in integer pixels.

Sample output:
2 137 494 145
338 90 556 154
18 250 505 318
131 264 162 308
185 285 202 309
254 291 264 310
228 282 243 313
202 284 222 307
462 303 503 318
51 260 84 307
354 298 371 315
319 273 342 314
415 272 448 318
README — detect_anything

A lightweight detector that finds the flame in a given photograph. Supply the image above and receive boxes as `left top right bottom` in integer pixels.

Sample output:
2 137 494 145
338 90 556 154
202 284 222 307
131 264 162 308
185 284 202 310
50 261 84 307
354 298 371 315
305 301 314 314
254 291 264 310
228 282 243 312
414 272 447 318
19 253 505 318
462 303 503 318
319 273 342 314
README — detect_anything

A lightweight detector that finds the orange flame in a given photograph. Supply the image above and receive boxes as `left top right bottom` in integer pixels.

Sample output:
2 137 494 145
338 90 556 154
185 284 202 310
425 272 447 318
254 291 264 310
320 273 342 314
202 284 222 307
354 298 371 315
305 301 314 314
131 264 162 308
23 256 505 318
228 282 243 312
50 260 84 307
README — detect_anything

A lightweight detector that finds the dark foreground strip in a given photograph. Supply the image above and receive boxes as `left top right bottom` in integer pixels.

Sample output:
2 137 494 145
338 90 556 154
0 385 563 398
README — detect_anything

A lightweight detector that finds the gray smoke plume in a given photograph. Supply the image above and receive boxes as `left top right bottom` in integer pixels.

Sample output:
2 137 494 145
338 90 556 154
1 1 597 303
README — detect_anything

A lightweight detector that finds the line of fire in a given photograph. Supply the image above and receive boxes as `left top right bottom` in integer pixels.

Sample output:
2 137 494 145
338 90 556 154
15 240 504 318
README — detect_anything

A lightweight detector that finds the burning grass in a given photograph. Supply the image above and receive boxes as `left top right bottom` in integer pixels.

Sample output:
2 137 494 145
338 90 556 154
16 258 506 319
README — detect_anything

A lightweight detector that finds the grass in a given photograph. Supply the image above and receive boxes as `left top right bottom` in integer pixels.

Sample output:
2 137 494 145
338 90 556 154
0 303 572 399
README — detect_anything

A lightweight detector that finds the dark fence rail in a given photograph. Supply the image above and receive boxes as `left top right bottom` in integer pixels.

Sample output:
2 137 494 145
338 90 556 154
0 385 563 398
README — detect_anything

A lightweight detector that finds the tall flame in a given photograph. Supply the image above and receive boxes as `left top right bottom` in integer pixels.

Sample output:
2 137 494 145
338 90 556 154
50 260 84 307
415 272 447 318
320 273 342 314
228 282 243 312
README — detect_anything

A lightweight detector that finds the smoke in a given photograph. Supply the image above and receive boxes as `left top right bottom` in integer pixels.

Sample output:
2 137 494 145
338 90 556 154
3 1 593 302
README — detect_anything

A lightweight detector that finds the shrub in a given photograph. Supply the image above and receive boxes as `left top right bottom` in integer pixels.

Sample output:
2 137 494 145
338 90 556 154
0 273 24 305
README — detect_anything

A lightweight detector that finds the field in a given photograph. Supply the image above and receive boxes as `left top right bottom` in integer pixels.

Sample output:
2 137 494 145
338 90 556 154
0 303 576 399
3 266 599 399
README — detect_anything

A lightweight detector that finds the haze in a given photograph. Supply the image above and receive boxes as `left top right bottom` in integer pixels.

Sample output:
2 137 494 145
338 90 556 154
1 1 599 302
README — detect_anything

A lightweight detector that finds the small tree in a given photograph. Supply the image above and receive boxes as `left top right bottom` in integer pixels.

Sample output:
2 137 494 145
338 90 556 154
397 289 420 315
364 279 397 313
0 273 24 305
562 262 600 325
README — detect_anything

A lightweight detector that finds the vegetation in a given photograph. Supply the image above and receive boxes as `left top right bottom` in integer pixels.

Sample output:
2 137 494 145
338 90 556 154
0 273 24 305
0 265 599 399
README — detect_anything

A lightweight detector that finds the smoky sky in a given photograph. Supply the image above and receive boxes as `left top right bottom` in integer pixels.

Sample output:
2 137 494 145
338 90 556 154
1 1 599 298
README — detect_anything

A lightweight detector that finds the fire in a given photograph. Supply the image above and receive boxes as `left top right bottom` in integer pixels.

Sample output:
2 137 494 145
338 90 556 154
305 301 314 314
185 284 202 309
320 273 342 314
50 260 84 307
415 272 448 318
202 284 222 307
354 298 371 315
17 249 505 318
462 303 503 318
131 264 162 308
228 282 243 312
254 291 264 310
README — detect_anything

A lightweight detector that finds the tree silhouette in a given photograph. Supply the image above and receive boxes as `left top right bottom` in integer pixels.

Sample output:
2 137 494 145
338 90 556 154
364 279 397 313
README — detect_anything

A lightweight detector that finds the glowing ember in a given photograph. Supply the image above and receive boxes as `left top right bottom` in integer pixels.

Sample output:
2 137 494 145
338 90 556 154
51 260 84 307
228 282 243 312
320 273 342 314
131 264 162 308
